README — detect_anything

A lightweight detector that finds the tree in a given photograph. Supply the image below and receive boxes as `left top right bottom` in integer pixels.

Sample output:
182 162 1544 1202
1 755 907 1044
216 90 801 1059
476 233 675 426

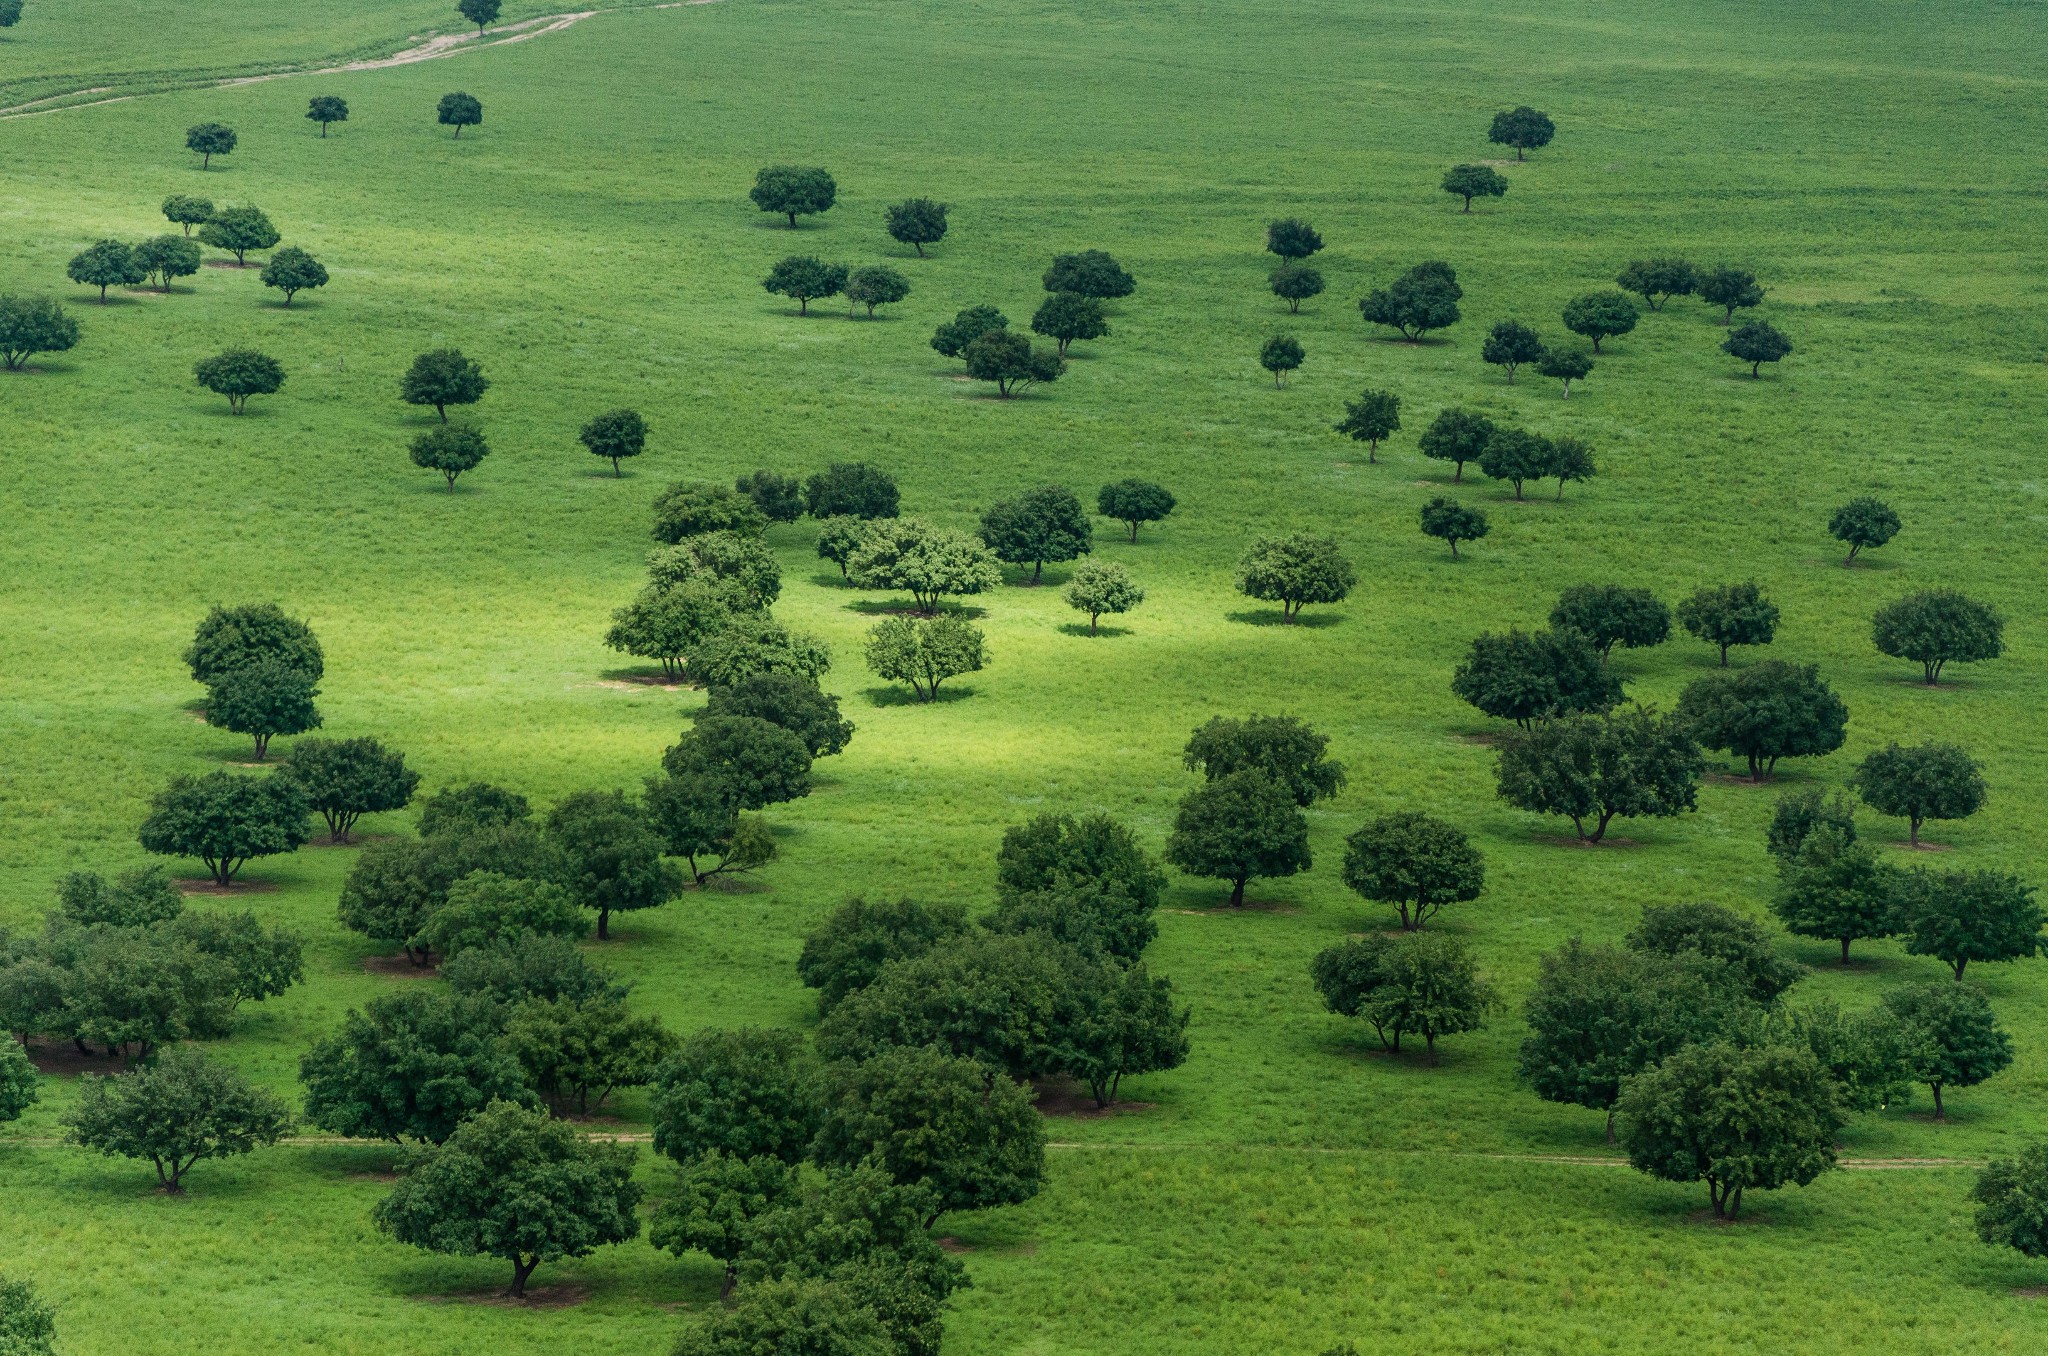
1416 407 1493 482
751 166 837 227
1266 218 1323 259
133 234 202 291
1676 660 1848 780
307 94 349 135
1677 580 1778 666
505 991 672 1114
56 865 184 928
1535 346 1593 399
300 988 535 1142
805 462 900 520
705 673 854 758
64 1048 289 1194
1698 265 1763 323
1476 324 1543 388
1722 320 1791 377
400 346 488 421
437 91 483 137
651 481 769 542
458 0 501 34
1030 291 1108 355
441 935 612 1006
411 872 588 962
643 775 775 886
604 579 755 682
846 516 1002 611
1358 262 1461 340
1311 931 1497 1062
663 715 814 810
864 615 987 702
1827 497 1900 565
1871 588 2004 684
650 1149 797 1298
1270 263 1324 313
1550 584 1669 661
1892 868 2042 981
1772 824 1899 963
193 348 284 414
995 812 1164 955
1626 900 1805 1006
259 246 327 305
1615 258 1697 311
418 782 532 837
0 294 78 371
0 1041 39 1123
1754 999 1917 1115
815 517 869 578
1615 1042 1840 1218
66 239 143 302
1450 626 1621 727
546 789 685 940
797 897 971 1014
1096 479 1175 541
651 1026 822 1164
162 193 214 236
929 305 1006 360
185 601 322 683
375 1099 640 1296
55 927 237 1056
202 657 320 758
1561 291 1639 353
1766 786 1859 863
1341 812 1484 930
409 423 489 490
1184 713 1345 806
1488 105 1554 159
0 1275 54 1356
1164 770 1310 907
690 616 832 688
1259 333 1304 386
678 1277 890 1356
197 204 278 266
812 1043 1046 1220
1441 163 1508 211
884 198 948 255
1851 741 1985 847
186 121 237 168
979 484 1092 582
1972 1140 2048 1259
138 769 309 885
162 907 305 1012
577 407 646 476
962 329 1063 397
1476 426 1552 499
1235 532 1356 622
763 255 849 316
1883 982 2012 1118
1494 706 1702 843
845 266 910 318
1419 497 1487 558
1062 560 1144 634
0 0 23 26
1063 960 1190 1106
335 838 448 965
735 469 804 522
1042 250 1134 299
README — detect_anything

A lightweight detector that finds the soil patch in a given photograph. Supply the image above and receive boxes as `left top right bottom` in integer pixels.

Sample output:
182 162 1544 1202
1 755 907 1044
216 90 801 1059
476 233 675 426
346 1170 401 1184
423 1283 591 1309
23 1038 132 1076
1453 732 1501 747
363 954 439 979
1684 1208 1762 1227
201 260 254 269
935 1237 974 1254
1535 836 1640 850
1031 1085 1156 1119
309 832 392 849
175 877 279 896
1704 771 1772 786
584 676 691 691
1894 840 1951 853
2014 1287 2048 1300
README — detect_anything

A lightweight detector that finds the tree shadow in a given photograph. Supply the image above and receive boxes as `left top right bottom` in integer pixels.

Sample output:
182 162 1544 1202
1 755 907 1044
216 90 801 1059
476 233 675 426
1057 623 1132 638
843 598 986 620
808 570 856 589
862 684 976 708
1225 608 1343 629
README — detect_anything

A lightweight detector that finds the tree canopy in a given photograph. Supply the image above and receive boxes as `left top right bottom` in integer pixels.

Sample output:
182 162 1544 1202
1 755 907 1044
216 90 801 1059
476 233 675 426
1030 292 1108 355
0 294 80 371
1676 659 1848 780
1358 261 1461 340
1311 931 1497 1062
1270 263 1325 313
1560 291 1639 352
1420 497 1487 558
751 166 837 226
1883 982 2012 1118
1615 258 1697 310
1341 811 1484 930
300 988 535 1142
197 204 278 265
1698 266 1763 323
63 1047 290 1193
1891 868 2042 981
1851 741 1985 847
1042 250 1135 299
1164 770 1311 906
400 347 488 421
436 91 483 136
409 424 490 490
138 769 310 885
884 197 948 255
307 94 349 134
1183 714 1345 806
1441 163 1508 211
259 246 327 305
579 408 647 476
844 265 910 318
193 348 285 414
763 256 849 315
1235 532 1355 621
1063 559 1144 633
66 239 144 302
1450 626 1621 727
1333 388 1401 460
1723 320 1792 376
1828 497 1900 565
1550 584 1670 660
805 462 900 520
930 305 1007 360
1096 478 1175 541
979 484 1093 581
962 329 1064 397
846 516 1002 611
1417 406 1495 481
186 121 237 168
864 614 988 702
1871 588 2004 684
1488 105 1555 159
1481 320 1544 382
1676 580 1778 666
1493 706 1702 843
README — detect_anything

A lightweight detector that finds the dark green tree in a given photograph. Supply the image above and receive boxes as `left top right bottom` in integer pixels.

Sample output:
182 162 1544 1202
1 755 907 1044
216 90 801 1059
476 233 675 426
202 657 320 758
56 865 184 928
1626 900 1805 1006
1266 219 1323 259
1494 706 1702 843
0 294 79 371
185 122 237 168
413 872 588 961
400 347 487 421
458 0 501 34
995 812 1163 960
1675 659 1848 780
1441 163 1508 211
979 484 1092 582
1270 262 1324 313
1535 346 1593 398
307 94 349 136
1062 959 1190 1106
929 305 1006 360
676 1277 890 1356
0 1275 54 1356
844 265 909 319
846 516 1003 611
751 166 837 226
1550 584 1669 661
1827 497 1900 565
604 578 756 682
1561 291 1639 353
1851 741 1985 847
63 1048 290 1194
193 347 284 414
1972 1140 2048 1259
1772 824 1899 964
1883 982 2012 1118
1235 532 1356 622
1677 580 1778 666
300 988 535 1142
1163 770 1310 906
1030 291 1108 354
132 234 202 291
962 329 1063 397
161 194 214 236
651 480 770 542
259 246 327 305
138 769 309 885
65 239 143 302
884 198 949 255
795 897 971 1015
763 255 849 315
1615 258 1697 310
1871 588 2004 685
735 469 805 523
0 1042 36 1123
1311 931 1498 1063
1259 333 1304 386
197 204 277 265
1723 320 1792 377
1419 496 1487 558
1184 714 1345 806
1450 626 1621 727
1476 426 1553 499
1042 250 1135 299
436 91 483 137
1487 105 1554 159
804 462 900 520
1765 786 1859 863
1416 407 1494 482
546 789 685 940
409 423 489 490
649 1150 797 1299
651 1026 823 1164
1697 266 1763 323
1481 319 1544 382
1341 811 1484 930
663 714 814 810
184 601 321 685
577 407 646 476
690 616 832 688
1892 868 2042 981
704 673 853 758
1096 478 1175 541
1358 262 1461 340
504 991 673 1114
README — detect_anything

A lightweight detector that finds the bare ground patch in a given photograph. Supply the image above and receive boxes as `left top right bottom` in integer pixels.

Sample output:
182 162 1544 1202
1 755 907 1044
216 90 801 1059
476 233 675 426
1031 1078 1156 1119
363 954 439 978
23 1038 133 1076
176 877 279 896
1534 836 1641 850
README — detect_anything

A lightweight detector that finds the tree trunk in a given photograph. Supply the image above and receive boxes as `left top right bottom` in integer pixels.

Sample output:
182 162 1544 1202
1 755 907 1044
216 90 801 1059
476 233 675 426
1448 540 1459 559
1453 462 1463 482
1841 937 1853 964
721 1266 738 1301
1931 1083 1945 1120
597 908 610 941
1908 818 1921 847
508 1256 539 1298
1228 878 1246 907
1953 958 1968 981
1718 643 1730 667
1424 1032 1438 1064
1605 1106 1615 1143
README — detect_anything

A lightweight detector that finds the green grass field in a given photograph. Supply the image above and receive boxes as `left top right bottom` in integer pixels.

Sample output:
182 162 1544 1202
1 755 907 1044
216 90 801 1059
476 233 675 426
4 0 2048 1350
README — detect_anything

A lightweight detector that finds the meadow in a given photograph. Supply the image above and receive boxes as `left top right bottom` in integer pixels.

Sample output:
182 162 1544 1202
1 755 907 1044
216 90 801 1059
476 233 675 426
2 0 2048 1351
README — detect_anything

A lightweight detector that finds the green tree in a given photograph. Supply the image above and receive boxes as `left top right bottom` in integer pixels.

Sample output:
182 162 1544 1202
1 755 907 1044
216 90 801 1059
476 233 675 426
1550 584 1669 661
1828 497 1900 565
505 991 673 1115
161 194 214 236
193 347 284 414
1972 1140 2048 1259
162 907 306 1012
1892 868 2042 980
59 927 236 1055
1494 706 1702 843
1235 532 1356 621
663 715 814 810
1062 559 1144 633
1164 770 1310 906
1450 626 1621 727
995 812 1164 960
1096 478 1175 541
1851 741 1985 847
374 1099 640 1296
1062 959 1190 1106
1311 931 1498 1062
133 234 202 291
1626 900 1805 1006
864 614 988 701
201 656 319 759
409 423 489 489
751 166 837 227
1184 714 1345 806
1535 346 1593 398
1341 812 1484 930
0 294 79 371
546 789 685 940
1723 320 1792 376
1419 496 1487 558
138 769 309 885
1561 290 1639 353
1883 982 2012 1118
1358 262 1461 340
979 484 1092 582
196 204 277 265
1488 105 1554 159
56 865 184 928
400 347 488 421
1677 580 1778 666
763 255 849 315
884 197 949 255
0 1275 55 1356
690 616 832 688
185 121 237 168
643 774 776 886
306 94 349 135
1871 588 2004 684
962 328 1063 397
1772 824 1900 964
185 601 322 684
1753 999 1917 1115
578 407 646 476
1266 218 1323 259
418 782 531 837
414 872 589 961
846 516 1003 611
1270 262 1324 313
605 578 755 682
437 90 483 137
1476 425 1553 498
651 1026 823 1164
648 532 782 607
734 469 804 522
677 1278 891 1356
66 239 143 302
64 1048 290 1193
1259 333 1304 386
650 1150 797 1298
1030 291 1108 354
1441 163 1508 211
1417 407 1494 482
1766 786 1859 863
1615 258 1697 310
651 480 769 542
457 0 500 34
441 935 612 1005
705 673 854 758
1698 266 1763 323
259 246 327 305
845 265 910 318
805 462 900 520
0 1042 39 1124
300 988 535 1142
1042 249 1135 299
929 305 1006 359
1481 319 1544 382
796 897 971 1015
1675 659 1848 780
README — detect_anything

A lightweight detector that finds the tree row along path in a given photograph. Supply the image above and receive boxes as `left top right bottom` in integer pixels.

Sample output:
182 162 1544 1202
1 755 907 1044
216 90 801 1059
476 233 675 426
0 2 720 120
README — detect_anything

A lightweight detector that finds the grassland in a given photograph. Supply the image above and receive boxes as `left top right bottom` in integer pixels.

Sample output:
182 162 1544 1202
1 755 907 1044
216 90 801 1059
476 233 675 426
2 0 2048 1351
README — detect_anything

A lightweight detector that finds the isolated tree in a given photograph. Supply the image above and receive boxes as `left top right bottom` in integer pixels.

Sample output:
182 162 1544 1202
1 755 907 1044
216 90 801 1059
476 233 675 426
1096 478 1175 541
864 614 987 701
846 516 1002 611
1266 218 1323 259
734 469 804 522
1441 163 1508 211
66 239 143 302
306 94 349 136
1451 626 1620 727
663 715 814 811
704 673 853 758
437 91 483 137
1311 931 1497 1062
1972 1140 2048 1259
277 736 417 842
1615 258 1697 310
204 657 321 758
133 234 202 291
884 197 948 255
576 407 646 476
1333 388 1401 461
400 347 487 420
1476 426 1553 499
1042 249 1135 299
197 204 278 265
763 255 849 315
1415 407 1493 482
1062 559 1144 634
458 0 501 34
1677 580 1778 665
64 1048 290 1194
962 329 1063 396
1342 812 1484 930
1773 824 1899 963
162 194 214 236
1882 982 2012 1119
1676 660 1848 780
1828 497 1900 565
1235 532 1356 622
1871 588 2003 684
1270 262 1325 313
1358 262 1462 340
804 462 899 520
751 166 837 227
138 770 309 885
1626 900 1805 1006
1892 868 2042 981
979 484 1092 582
1494 706 1702 843
1259 333 1304 386
1482 319 1544 383
1419 497 1487 558
1561 291 1639 353
409 423 489 490
845 265 910 318
186 122 237 168
258 246 327 305
300 988 534 1142
1536 346 1593 398
1723 319 1792 377
547 789 685 940
1697 266 1763 323
795 897 970 1014
1164 770 1310 906
1026 291 1108 356
651 1026 823 1165
185 601 322 683
1551 584 1669 661
1184 713 1344 806
1851 741 1985 847
929 304 1006 360
193 348 284 414
1615 1042 1840 1218
1488 105 1554 159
